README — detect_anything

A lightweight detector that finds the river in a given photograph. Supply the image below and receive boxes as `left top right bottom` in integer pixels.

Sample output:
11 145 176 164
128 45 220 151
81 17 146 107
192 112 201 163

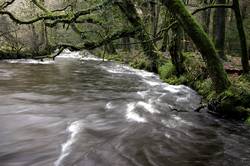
0 51 250 166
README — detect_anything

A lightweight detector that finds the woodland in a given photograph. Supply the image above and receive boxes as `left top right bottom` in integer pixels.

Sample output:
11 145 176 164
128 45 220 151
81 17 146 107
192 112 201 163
1 0 250 123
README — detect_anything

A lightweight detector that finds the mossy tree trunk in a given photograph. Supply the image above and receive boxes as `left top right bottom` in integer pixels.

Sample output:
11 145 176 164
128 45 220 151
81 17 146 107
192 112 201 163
150 0 160 38
213 0 227 61
161 10 170 52
232 0 249 73
161 0 230 92
115 0 159 73
38 0 50 51
161 30 169 52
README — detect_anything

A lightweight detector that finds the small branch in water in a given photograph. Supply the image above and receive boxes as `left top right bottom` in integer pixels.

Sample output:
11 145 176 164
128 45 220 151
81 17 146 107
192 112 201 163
194 104 207 112
171 108 188 112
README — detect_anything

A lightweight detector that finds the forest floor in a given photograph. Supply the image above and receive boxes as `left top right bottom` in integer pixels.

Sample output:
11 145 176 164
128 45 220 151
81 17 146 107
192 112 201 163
224 56 246 75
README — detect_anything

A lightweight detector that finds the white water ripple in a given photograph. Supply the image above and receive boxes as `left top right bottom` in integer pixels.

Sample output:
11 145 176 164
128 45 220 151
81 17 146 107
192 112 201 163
3 59 55 64
137 101 160 114
126 103 147 123
54 120 84 166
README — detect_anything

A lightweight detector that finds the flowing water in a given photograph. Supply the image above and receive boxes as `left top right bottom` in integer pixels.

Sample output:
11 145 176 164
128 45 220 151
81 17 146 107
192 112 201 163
0 51 250 166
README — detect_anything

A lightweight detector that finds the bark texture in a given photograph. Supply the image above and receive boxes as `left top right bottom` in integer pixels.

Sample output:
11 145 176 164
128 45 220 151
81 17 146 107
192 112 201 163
213 0 227 60
233 0 249 73
116 0 159 73
161 0 230 92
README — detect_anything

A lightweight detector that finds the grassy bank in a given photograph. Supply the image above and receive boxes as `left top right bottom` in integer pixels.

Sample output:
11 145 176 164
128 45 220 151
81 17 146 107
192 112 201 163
158 52 250 123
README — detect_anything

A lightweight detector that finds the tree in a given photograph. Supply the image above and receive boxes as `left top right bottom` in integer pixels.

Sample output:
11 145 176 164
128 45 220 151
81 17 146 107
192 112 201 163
201 0 212 33
161 0 231 92
232 0 249 73
169 23 185 76
115 0 159 73
213 0 227 60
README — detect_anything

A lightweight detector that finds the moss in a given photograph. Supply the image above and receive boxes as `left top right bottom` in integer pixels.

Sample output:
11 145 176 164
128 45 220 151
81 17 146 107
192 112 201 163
246 117 250 125
130 56 151 70
157 52 250 120
94 49 152 71
164 0 231 92
96 50 250 121
158 61 175 79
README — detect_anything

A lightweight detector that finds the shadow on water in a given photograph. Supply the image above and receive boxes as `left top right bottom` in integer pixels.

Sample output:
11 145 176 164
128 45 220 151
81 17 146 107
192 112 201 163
0 51 250 166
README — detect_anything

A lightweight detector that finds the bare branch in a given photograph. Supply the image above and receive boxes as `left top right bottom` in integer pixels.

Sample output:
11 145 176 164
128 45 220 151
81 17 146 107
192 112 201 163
51 4 73 12
54 28 139 51
31 0 50 13
0 0 111 24
192 4 233 15
0 0 15 10
45 18 103 28
0 10 68 24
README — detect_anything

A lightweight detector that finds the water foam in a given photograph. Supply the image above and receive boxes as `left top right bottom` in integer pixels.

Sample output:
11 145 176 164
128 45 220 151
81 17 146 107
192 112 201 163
101 65 134 74
161 115 193 129
165 133 171 138
57 50 82 59
80 52 104 61
171 115 193 126
0 69 14 80
176 94 190 103
137 90 149 99
101 63 156 78
143 79 161 86
3 59 55 64
54 120 84 166
126 103 147 123
105 102 115 110
163 85 181 93
136 101 160 114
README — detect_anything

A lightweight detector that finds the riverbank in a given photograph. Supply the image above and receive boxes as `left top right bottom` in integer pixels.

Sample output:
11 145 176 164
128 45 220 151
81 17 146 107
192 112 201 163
94 50 250 124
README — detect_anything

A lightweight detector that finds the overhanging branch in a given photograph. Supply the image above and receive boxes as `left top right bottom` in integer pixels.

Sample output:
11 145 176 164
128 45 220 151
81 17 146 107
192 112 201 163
52 4 73 12
0 0 15 10
0 0 111 24
31 0 50 13
192 4 233 15
53 28 139 52
45 18 103 28
0 11 68 24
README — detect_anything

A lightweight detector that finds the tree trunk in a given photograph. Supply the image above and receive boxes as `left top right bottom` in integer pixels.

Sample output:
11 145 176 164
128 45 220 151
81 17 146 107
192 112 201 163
169 24 185 76
161 29 169 52
161 11 170 52
39 0 49 50
232 0 249 73
213 0 227 60
116 0 159 73
161 0 230 92
30 24 39 55
105 43 117 54
122 37 131 52
150 0 160 38
201 0 211 34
